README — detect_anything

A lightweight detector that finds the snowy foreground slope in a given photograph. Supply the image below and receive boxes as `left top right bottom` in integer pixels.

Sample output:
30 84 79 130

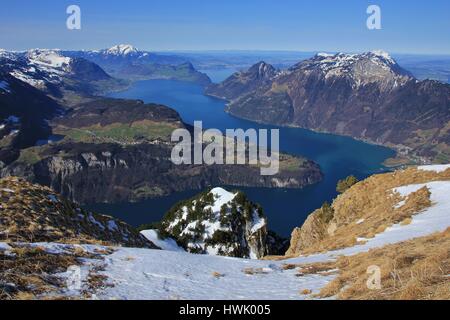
1 165 449 300
95 247 333 300
91 166 450 300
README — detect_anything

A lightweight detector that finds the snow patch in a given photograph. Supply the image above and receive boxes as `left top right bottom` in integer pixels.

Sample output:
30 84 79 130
27 49 71 68
418 164 450 173
140 230 185 252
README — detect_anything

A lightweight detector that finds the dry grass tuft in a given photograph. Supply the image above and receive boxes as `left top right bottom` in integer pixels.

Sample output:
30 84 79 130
0 176 153 248
316 228 450 300
211 271 224 278
243 268 268 275
1 246 79 299
300 289 312 295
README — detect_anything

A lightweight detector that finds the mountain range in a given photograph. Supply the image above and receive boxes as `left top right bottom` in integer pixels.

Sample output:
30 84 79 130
64 44 211 85
206 51 450 165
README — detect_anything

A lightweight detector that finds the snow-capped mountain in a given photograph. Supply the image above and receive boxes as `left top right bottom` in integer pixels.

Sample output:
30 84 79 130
104 44 141 57
155 187 282 259
0 71 61 163
292 50 413 91
207 51 450 164
0 49 122 99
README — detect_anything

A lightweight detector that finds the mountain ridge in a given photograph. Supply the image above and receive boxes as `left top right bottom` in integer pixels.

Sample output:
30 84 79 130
206 51 450 164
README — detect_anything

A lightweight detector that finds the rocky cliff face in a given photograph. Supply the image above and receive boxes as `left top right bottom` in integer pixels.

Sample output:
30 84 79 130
286 165 450 256
157 187 283 258
208 52 450 163
0 176 156 248
205 61 278 99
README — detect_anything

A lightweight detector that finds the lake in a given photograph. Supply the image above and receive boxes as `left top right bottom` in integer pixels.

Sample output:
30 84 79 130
86 70 395 237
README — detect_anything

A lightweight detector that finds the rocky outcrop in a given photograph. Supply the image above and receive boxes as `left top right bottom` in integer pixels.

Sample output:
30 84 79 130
0 176 157 248
209 52 450 163
286 209 328 256
157 187 284 258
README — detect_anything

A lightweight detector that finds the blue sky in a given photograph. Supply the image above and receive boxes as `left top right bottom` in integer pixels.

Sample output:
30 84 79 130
1 0 449 54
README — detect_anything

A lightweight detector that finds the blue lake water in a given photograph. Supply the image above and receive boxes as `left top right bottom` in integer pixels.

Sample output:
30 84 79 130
87 71 395 237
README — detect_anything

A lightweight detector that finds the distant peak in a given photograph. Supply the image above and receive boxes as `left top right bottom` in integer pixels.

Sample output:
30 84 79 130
369 50 395 63
106 44 140 56
248 61 276 77
316 52 334 58
26 49 71 68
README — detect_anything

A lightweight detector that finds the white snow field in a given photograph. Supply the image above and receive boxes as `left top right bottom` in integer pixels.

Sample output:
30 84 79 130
95 247 334 300
140 229 185 252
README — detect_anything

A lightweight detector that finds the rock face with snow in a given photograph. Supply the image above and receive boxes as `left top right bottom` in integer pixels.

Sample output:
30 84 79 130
208 51 450 163
0 72 62 166
0 176 156 248
158 188 273 258
286 165 450 256
0 49 124 102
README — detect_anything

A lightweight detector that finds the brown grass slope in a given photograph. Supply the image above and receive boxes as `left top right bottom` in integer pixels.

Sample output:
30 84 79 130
0 176 156 248
286 167 450 256
319 229 449 300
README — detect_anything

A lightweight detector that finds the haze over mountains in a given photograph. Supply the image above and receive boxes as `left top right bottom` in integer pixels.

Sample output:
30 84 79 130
64 44 212 85
206 51 450 165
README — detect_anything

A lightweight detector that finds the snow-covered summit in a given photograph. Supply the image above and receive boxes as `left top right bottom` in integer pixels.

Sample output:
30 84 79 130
299 50 412 90
26 49 72 69
370 49 396 64
105 44 140 56
309 50 400 72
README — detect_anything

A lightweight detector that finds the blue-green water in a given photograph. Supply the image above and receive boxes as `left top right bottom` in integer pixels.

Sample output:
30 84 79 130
88 72 394 237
